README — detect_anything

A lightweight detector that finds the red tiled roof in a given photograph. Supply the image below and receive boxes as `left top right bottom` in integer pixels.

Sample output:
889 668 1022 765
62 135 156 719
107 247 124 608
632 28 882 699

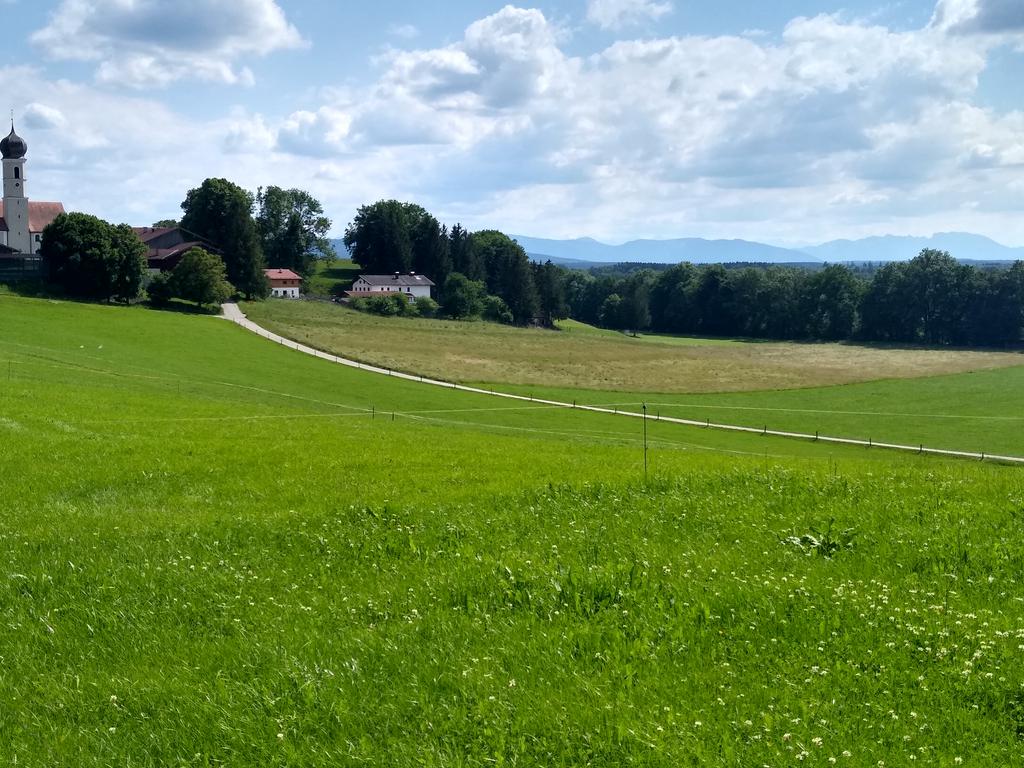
0 201 65 233
265 269 302 281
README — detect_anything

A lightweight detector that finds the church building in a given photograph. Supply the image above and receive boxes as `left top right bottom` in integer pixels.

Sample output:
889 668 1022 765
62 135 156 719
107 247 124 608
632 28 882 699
0 123 65 256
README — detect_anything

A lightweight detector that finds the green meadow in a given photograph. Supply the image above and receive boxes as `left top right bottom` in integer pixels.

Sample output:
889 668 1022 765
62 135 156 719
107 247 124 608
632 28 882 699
2 295 1024 766
241 299 1023 395
243 299 1024 457
492 368 1024 458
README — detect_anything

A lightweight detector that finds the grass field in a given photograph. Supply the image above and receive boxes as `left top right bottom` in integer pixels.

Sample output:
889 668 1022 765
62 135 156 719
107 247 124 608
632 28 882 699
242 299 1024 394
491 365 1024 458
303 258 360 297
3 295 1024 766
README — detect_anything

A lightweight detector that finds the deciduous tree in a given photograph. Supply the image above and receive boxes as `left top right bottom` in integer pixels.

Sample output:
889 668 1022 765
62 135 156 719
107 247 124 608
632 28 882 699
41 213 147 303
255 186 334 277
180 178 268 299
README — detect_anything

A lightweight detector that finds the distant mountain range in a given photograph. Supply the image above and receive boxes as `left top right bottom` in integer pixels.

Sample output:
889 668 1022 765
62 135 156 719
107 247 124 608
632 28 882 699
802 233 1024 264
514 232 1024 266
329 232 1024 268
513 235 815 265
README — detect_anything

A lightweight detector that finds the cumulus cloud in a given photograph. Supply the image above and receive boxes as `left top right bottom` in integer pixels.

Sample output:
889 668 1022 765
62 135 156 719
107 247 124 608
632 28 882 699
277 108 353 156
587 0 673 30
32 0 305 87
22 102 67 130
931 0 1024 35
12 3 1024 246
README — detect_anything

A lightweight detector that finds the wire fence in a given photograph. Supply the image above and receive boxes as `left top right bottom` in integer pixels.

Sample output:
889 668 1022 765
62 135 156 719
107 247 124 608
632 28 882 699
221 304 1024 466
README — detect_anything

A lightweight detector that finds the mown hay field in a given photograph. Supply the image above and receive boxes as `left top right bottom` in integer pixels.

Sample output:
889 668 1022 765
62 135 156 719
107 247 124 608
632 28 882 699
2 296 1024 766
242 299 1024 394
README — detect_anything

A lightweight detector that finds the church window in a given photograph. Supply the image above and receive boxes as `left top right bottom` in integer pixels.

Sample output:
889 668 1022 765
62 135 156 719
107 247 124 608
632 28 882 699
13 167 19 180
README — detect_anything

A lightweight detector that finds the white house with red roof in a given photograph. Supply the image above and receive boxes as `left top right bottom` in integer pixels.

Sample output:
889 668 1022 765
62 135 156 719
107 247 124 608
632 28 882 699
0 123 65 257
265 268 302 298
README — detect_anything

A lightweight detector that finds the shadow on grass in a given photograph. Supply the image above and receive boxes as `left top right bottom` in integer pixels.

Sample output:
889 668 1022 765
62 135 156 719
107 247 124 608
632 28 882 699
145 299 222 316
0 279 63 299
1 282 220 316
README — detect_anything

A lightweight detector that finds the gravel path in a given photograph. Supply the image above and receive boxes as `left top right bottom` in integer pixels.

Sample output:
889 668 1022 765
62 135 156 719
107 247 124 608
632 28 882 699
221 303 1024 466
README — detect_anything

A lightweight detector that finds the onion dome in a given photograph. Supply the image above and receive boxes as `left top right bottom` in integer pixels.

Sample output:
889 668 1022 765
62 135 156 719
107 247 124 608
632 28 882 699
1 124 27 160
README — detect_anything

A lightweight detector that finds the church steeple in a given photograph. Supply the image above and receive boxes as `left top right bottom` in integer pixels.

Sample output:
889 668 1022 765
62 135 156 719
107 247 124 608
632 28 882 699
1 118 28 160
3 114 32 254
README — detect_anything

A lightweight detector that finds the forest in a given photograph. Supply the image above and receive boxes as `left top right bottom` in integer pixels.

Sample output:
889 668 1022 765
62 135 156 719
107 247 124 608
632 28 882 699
345 199 1024 348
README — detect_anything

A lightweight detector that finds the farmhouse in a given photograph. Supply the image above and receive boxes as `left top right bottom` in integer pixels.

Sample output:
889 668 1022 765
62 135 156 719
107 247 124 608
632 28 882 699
265 268 302 298
349 272 435 300
0 124 65 257
133 226 221 273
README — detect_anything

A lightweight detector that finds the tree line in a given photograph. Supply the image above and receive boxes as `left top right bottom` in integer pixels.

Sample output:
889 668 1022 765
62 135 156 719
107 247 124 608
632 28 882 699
39 177 334 306
343 200 566 326
563 250 1024 347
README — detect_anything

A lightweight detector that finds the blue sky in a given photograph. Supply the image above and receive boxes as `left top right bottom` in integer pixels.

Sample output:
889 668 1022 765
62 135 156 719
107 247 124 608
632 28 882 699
4 0 1023 245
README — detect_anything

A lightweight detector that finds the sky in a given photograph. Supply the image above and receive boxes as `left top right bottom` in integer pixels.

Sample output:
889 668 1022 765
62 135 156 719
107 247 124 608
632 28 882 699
4 0 1023 246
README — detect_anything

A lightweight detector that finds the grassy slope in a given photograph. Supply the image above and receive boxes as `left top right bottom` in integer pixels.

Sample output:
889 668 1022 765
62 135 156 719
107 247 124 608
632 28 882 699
242 299 1024 394
490 368 1024 457
303 258 360 297
2 296 1024 766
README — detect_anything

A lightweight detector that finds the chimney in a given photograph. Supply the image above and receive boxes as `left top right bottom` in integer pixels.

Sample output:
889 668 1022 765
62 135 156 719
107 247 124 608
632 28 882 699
393 271 400 280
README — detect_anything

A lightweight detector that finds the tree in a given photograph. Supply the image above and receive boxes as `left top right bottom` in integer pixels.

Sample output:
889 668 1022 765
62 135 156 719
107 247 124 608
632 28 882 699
152 219 178 228
41 212 147 303
482 295 514 325
440 272 486 319
799 264 863 340
650 263 697 333
147 272 174 306
255 186 334 277
600 294 624 330
180 178 268 299
450 224 483 281
343 200 413 274
169 247 234 308
411 216 452 286
414 296 440 318
110 224 149 303
902 249 971 345
471 230 539 324
620 274 652 336
859 262 913 342
689 265 735 336
533 260 568 327
968 263 1024 346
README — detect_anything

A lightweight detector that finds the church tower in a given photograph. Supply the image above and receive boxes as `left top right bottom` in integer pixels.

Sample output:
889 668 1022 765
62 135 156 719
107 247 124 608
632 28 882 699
2 122 31 255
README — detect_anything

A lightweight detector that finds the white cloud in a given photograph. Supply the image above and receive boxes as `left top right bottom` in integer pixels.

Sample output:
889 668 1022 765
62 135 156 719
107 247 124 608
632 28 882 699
931 0 1024 35
277 108 353 156
11 3 1024 246
22 103 67 130
32 0 305 88
586 0 673 30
